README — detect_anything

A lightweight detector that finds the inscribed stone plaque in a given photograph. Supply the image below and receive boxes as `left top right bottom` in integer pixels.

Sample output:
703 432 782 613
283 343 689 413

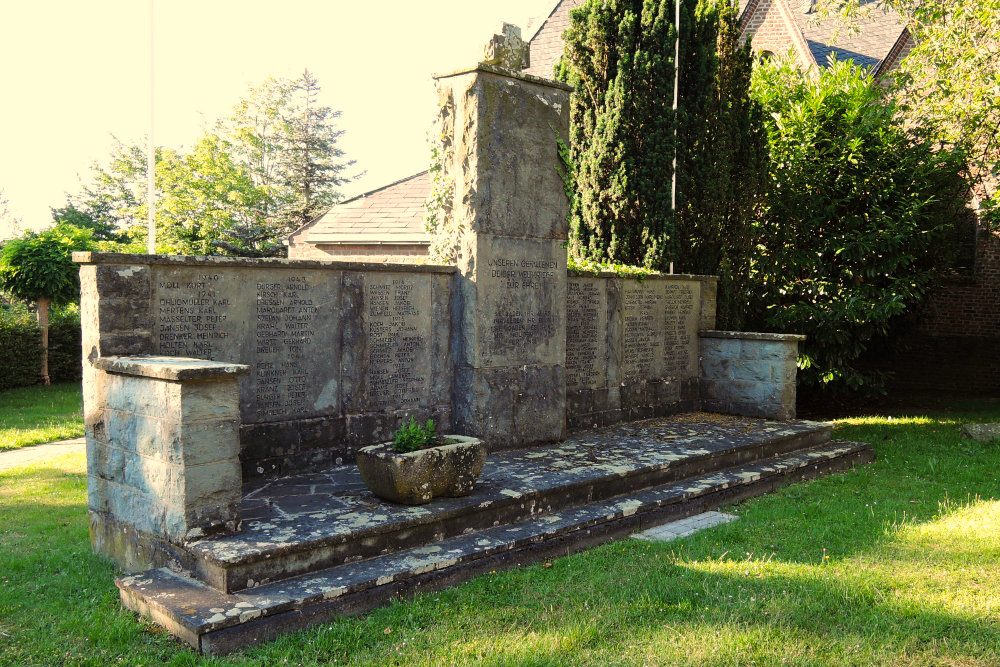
662 281 700 378
476 235 566 367
151 267 341 423
364 273 433 411
566 278 607 390
621 280 666 381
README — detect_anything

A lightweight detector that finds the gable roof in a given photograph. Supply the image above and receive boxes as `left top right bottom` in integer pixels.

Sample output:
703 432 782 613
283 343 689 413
740 0 907 72
289 171 431 247
793 2 906 70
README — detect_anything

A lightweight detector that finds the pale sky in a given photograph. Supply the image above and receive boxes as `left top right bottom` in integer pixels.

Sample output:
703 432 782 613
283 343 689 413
0 0 547 233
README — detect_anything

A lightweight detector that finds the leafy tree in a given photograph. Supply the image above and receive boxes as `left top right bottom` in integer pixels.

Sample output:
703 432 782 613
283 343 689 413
559 0 766 327
216 69 356 235
559 0 677 267
672 0 767 328
0 224 95 384
156 136 278 256
747 58 968 393
64 71 356 257
820 0 1000 226
51 200 123 242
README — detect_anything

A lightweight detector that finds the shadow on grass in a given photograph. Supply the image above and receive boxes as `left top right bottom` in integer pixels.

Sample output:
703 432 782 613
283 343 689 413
2 406 998 664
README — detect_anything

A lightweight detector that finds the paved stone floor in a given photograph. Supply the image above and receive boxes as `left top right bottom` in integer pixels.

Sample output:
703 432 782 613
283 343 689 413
0 437 85 473
633 510 739 542
188 414 827 566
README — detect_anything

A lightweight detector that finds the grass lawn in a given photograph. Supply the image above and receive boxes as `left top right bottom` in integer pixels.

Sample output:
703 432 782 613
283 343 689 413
0 399 997 666
0 382 84 451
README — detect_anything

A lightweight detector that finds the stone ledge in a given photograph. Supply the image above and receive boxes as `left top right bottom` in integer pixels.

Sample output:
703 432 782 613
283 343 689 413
567 271 719 282
432 62 575 91
72 252 458 274
93 356 250 382
700 330 806 342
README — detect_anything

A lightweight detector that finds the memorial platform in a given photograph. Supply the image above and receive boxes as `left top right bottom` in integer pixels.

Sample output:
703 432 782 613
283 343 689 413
116 413 873 654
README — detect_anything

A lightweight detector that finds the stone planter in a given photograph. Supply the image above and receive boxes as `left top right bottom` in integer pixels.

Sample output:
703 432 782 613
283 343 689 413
356 436 486 505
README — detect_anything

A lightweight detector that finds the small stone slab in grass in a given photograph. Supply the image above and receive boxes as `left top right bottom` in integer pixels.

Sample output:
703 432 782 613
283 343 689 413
633 511 739 543
961 423 1000 443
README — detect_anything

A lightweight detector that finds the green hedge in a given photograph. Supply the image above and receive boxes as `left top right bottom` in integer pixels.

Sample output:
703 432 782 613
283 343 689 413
0 309 82 391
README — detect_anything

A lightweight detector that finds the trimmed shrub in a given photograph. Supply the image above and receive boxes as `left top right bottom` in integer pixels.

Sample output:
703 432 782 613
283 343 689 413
0 306 82 390
747 58 968 393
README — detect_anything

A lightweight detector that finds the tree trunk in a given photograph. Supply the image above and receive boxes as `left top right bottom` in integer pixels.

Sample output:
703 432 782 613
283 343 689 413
37 296 51 386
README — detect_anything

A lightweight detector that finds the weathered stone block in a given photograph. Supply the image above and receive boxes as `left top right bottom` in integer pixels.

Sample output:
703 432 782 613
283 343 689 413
181 420 241 466
513 365 566 444
739 340 764 360
181 381 240 423
123 454 183 505
97 298 152 333
699 279 718 330
700 356 731 380
731 360 773 383
105 375 177 416
183 460 241 508
95 263 151 298
962 423 1000 443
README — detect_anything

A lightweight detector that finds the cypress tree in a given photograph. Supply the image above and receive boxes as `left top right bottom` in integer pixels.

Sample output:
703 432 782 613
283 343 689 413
560 0 766 328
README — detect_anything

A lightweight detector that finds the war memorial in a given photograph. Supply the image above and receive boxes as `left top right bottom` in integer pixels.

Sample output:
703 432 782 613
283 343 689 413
75 26 872 653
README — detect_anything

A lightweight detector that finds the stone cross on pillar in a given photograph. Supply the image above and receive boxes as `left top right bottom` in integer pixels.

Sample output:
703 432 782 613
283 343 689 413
482 22 530 72
432 26 572 451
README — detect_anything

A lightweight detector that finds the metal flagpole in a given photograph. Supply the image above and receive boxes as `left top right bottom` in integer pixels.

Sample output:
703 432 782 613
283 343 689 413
147 0 156 254
671 0 680 212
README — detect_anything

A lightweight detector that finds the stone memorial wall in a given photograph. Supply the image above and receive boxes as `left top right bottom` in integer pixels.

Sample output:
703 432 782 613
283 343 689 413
76 28 804 573
565 274 718 430
77 254 456 483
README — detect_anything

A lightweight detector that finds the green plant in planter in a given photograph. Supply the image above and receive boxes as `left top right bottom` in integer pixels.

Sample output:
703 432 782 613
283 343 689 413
392 417 439 453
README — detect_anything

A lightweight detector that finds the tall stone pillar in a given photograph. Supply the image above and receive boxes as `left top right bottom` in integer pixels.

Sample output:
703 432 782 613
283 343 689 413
432 25 572 450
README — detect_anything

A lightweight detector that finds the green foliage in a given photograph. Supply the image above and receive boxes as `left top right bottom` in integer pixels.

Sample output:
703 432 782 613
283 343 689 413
65 71 356 258
566 253 654 279
392 417 438 454
0 307 81 390
672 0 767 328
216 69 356 238
820 0 1000 228
50 201 123 243
747 58 968 393
560 0 678 267
0 224 95 305
559 0 766 327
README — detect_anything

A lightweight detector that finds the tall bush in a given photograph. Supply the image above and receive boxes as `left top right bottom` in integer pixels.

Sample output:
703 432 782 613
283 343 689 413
748 58 968 393
559 0 765 328
0 304 82 391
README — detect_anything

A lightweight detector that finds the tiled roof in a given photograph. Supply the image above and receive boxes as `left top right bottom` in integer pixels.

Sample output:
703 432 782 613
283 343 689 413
524 0 584 79
292 171 431 246
793 1 906 70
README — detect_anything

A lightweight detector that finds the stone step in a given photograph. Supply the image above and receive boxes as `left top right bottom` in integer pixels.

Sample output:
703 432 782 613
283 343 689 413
185 419 833 593
117 438 873 655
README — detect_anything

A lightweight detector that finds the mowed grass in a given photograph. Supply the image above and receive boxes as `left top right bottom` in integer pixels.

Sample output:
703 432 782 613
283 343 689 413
0 400 998 666
0 382 84 450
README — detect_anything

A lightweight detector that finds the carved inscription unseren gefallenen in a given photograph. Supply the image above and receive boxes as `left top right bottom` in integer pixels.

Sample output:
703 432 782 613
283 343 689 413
566 280 604 388
486 257 557 355
366 276 430 410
